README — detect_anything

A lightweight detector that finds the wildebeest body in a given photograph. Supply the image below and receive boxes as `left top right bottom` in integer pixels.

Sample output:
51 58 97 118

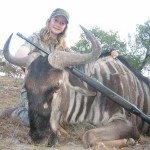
3 27 150 148
25 54 150 147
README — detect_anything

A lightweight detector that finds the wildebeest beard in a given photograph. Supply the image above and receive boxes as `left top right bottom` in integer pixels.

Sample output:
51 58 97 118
25 55 60 144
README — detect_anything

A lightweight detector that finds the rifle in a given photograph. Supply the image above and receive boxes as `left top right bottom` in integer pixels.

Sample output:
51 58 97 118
17 32 150 124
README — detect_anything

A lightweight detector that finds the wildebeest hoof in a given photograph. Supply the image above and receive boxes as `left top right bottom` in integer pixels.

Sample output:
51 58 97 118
83 131 97 149
47 137 58 147
47 132 59 147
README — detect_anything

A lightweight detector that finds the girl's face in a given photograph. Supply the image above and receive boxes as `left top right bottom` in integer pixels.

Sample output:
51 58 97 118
49 16 67 37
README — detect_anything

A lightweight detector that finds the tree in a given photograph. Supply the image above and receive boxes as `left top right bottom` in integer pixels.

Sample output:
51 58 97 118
126 20 150 75
71 23 150 77
136 20 150 71
71 26 126 54
0 49 23 78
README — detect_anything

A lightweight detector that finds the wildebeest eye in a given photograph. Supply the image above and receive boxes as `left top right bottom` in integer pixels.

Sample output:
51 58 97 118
45 87 54 98
51 81 61 93
46 85 59 95
53 86 60 94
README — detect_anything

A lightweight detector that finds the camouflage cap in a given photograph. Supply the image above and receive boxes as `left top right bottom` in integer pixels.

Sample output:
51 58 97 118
50 8 69 23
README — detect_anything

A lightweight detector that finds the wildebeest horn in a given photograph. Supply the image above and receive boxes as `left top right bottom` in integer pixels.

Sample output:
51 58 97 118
48 25 101 69
3 33 39 67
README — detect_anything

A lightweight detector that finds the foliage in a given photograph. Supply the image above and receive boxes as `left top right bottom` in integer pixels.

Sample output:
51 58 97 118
0 63 23 77
0 49 23 78
71 26 126 54
71 22 150 77
126 20 150 74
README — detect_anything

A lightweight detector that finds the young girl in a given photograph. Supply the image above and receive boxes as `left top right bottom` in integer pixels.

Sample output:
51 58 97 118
16 8 70 58
2 8 70 126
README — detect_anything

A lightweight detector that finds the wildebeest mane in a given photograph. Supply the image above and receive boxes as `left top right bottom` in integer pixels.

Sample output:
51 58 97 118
117 55 150 87
28 55 52 80
100 51 150 87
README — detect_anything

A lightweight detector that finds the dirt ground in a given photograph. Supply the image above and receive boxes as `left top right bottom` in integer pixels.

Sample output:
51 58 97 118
0 76 149 150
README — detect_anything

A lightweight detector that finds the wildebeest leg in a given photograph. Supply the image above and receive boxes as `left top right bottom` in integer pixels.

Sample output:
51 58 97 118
48 92 62 147
47 129 59 147
82 119 139 148
47 125 70 147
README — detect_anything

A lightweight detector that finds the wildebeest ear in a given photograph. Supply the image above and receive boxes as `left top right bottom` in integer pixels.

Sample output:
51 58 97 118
65 71 96 97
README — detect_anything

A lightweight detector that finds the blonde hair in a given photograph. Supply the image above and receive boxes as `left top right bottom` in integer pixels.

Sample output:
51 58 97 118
39 18 68 51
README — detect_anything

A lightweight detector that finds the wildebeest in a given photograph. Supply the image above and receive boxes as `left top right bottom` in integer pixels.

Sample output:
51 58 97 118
3 26 150 148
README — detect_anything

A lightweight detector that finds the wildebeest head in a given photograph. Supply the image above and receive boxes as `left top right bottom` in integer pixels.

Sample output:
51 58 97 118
3 26 101 146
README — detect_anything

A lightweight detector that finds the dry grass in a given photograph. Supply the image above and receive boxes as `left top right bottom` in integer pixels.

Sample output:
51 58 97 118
0 76 150 150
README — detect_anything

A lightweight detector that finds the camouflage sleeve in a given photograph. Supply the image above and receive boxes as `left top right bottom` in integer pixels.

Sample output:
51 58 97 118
22 33 41 55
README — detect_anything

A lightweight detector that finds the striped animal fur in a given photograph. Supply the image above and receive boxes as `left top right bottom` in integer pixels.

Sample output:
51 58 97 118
65 56 150 133
55 55 150 148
